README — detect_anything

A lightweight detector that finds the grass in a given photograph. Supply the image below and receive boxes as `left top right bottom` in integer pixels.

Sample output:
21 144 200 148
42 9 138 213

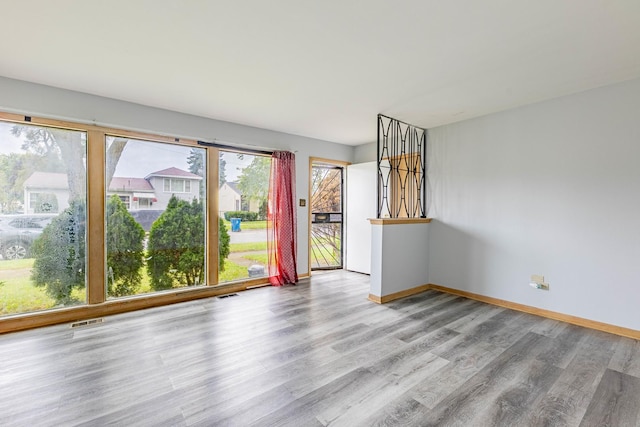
243 253 268 264
0 269 55 315
0 258 35 270
223 220 267 231
219 260 249 282
0 247 266 315
230 241 267 252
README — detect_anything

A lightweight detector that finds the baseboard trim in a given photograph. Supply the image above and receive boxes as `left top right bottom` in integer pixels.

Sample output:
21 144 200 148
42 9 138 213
429 284 640 340
368 284 431 304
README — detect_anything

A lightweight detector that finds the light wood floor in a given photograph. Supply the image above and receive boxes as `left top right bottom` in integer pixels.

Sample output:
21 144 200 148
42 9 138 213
1 270 639 426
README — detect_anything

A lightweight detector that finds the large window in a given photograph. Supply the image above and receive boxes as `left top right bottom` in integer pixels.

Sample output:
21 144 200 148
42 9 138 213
0 112 275 330
0 120 87 316
105 137 206 299
218 151 270 283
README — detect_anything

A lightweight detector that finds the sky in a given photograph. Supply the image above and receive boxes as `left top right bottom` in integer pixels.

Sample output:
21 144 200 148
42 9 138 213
0 123 253 182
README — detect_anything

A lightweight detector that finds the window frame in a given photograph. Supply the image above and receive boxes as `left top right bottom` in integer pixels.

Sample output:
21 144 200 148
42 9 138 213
0 111 270 334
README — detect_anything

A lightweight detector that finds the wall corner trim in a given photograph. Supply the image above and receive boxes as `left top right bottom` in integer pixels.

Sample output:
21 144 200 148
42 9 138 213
368 218 432 225
369 283 431 304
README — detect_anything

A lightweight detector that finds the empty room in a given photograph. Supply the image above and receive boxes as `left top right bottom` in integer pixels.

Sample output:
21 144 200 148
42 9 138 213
1 1 640 426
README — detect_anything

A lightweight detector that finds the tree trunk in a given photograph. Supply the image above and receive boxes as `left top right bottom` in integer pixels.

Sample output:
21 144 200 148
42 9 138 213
50 131 128 201
105 138 128 186
50 129 86 202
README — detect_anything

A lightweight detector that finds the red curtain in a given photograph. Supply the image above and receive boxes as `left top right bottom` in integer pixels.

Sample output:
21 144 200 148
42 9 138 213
267 151 298 286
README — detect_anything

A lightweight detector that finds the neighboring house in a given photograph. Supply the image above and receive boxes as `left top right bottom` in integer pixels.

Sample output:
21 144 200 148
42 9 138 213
23 172 70 214
23 167 202 214
108 177 157 210
218 181 260 217
144 167 201 209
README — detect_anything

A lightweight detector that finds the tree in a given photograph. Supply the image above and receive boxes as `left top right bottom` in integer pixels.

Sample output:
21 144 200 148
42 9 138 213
106 195 145 297
31 196 144 305
219 155 227 185
187 148 204 176
147 196 205 290
11 125 127 201
186 148 227 185
237 155 271 218
30 201 86 304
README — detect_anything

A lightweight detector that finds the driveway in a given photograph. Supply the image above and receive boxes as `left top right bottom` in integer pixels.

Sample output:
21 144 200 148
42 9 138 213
229 229 267 244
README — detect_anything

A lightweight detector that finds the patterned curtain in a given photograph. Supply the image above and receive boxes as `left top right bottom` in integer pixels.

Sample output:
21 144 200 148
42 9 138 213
267 151 298 286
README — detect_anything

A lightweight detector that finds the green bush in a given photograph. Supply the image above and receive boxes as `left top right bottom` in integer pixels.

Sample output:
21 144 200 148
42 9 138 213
147 196 205 290
219 217 230 272
31 201 86 304
106 195 145 297
223 211 259 221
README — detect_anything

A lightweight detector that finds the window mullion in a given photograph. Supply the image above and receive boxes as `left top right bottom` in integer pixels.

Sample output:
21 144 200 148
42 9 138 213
87 129 106 304
207 147 219 285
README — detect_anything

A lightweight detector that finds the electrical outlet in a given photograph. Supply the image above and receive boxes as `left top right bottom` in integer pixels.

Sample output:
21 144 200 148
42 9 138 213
529 281 550 291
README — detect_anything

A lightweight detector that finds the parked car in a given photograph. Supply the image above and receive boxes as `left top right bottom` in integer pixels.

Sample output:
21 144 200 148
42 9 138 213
0 214 56 260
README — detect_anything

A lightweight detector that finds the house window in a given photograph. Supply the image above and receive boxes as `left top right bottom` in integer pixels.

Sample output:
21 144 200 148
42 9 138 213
29 192 59 213
163 178 190 193
118 195 130 209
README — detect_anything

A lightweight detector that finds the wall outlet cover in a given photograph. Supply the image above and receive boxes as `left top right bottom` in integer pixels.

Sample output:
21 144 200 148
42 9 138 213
531 274 544 283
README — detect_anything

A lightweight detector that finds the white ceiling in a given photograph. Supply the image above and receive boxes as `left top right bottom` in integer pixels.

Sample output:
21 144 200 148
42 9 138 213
1 1 639 145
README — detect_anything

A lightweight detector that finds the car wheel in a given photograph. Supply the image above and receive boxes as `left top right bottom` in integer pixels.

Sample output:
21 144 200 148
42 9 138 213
4 242 29 260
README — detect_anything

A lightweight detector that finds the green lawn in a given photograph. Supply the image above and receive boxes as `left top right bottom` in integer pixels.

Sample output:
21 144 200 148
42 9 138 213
1 246 267 315
0 265 56 315
243 253 268 264
0 258 35 270
219 260 249 282
229 241 267 252
223 220 266 230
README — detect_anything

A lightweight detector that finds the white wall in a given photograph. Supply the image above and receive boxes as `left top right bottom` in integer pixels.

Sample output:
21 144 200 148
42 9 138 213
427 77 640 330
353 141 376 163
0 76 354 275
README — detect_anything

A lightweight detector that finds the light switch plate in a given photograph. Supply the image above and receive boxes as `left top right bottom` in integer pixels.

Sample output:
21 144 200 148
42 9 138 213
531 274 544 283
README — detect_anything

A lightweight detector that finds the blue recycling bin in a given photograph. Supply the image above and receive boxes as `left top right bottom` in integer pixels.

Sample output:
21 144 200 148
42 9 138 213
230 218 241 232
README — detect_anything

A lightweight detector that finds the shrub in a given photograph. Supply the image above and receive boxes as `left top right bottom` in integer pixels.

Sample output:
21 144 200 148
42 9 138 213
223 211 259 221
147 196 205 290
106 195 145 297
31 201 86 304
219 217 230 272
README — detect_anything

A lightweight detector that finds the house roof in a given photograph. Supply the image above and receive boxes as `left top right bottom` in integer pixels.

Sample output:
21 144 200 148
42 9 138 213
108 177 154 192
23 172 68 189
145 167 202 180
223 181 241 195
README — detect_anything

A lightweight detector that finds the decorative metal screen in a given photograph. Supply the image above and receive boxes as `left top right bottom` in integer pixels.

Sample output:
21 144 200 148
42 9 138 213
377 114 426 218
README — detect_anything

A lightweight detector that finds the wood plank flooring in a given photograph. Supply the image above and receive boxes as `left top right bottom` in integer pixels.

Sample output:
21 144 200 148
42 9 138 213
1 270 639 426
